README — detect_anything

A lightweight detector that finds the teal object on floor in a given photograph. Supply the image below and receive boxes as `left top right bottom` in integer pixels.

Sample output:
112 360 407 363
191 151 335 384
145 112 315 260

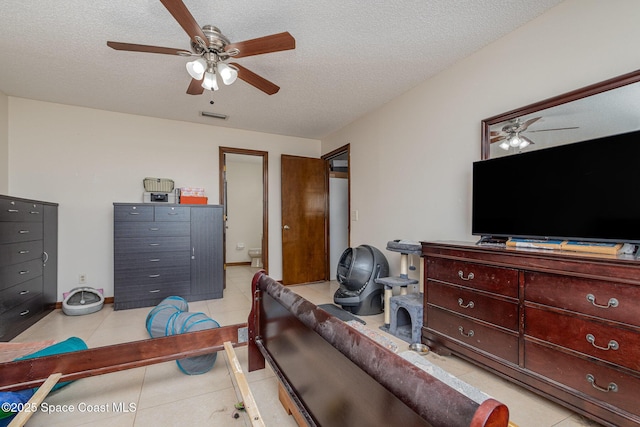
15 336 88 391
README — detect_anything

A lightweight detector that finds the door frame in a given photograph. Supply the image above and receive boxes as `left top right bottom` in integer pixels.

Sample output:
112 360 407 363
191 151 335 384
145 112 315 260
322 144 350 279
219 147 269 274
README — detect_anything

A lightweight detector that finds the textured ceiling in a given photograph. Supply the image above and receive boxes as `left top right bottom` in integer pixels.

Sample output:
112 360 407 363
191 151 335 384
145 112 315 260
0 0 563 139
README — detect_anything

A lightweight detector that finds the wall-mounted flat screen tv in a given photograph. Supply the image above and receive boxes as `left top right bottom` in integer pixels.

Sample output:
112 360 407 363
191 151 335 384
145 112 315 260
472 129 640 244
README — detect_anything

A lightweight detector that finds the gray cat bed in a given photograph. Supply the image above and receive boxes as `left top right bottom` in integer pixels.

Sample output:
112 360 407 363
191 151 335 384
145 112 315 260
62 287 105 316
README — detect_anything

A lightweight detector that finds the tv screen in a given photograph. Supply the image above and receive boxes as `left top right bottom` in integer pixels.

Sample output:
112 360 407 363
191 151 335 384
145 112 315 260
472 130 640 244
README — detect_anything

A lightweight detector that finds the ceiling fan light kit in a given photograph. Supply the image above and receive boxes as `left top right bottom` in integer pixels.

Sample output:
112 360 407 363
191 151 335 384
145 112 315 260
107 0 295 96
186 57 207 80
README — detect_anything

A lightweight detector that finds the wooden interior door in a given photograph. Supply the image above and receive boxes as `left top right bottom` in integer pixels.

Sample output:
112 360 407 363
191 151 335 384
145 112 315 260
281 155 327 285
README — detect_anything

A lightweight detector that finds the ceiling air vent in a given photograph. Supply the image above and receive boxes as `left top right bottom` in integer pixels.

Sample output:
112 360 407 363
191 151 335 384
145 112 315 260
200 111 228 120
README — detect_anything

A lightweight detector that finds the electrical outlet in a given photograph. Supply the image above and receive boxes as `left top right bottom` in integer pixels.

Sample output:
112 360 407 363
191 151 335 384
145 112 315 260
79 274 87 284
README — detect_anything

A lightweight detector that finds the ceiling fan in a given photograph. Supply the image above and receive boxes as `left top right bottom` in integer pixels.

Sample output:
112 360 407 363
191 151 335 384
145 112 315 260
490 117 578 150
107 0 295 95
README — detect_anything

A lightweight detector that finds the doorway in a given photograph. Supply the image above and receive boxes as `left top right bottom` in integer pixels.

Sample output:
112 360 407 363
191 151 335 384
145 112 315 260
219 147 269 275
323 145 350 279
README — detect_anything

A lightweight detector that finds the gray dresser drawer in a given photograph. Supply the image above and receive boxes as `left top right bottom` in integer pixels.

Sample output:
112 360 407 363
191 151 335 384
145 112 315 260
114 236 191 254
0 259 43 292
155 206 190 221
113 281 191 310
114 221 190 238
114 251 190 271
0 277 43 315
0 222 43 244
0 240 43 267
114 205 154 222
0 294 44 340
0 199 43 222
114 264 191 287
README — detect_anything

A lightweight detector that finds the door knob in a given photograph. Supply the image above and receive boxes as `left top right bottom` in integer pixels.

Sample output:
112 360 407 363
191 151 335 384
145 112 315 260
283 225 290 230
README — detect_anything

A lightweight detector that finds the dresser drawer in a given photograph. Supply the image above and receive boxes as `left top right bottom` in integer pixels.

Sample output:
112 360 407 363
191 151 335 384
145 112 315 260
427 280 518 330
525 307 640 371
426 258 518 298
114 251 190 271
114 279 191 303
155 206 190 221
0 199 43 222
525 271 640 327
114 221 190 238
0 295 44 340
114 205 154 221
426 305 519 363
114 236 191 254
0 259 43 292
0 240 43 267
525 340 640 417
114 264 191 287
0 277 43 315
0 222 43 244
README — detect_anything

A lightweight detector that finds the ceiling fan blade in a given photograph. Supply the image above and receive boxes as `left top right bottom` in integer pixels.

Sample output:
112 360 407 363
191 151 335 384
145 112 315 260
518 116 542 132
159 0 208 46
230 63 280 95
528 126 580 133
226 32 295 58
187 78 205 95
107 41 190 56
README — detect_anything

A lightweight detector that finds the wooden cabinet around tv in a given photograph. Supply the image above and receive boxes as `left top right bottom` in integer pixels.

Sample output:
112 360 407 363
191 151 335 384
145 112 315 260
421 241 640 427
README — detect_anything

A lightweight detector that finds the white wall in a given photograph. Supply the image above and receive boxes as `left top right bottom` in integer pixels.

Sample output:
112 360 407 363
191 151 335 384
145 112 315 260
225 159 263 263
329 177 349 276
8 98 319 300
321 0 640 278
0 90 8 194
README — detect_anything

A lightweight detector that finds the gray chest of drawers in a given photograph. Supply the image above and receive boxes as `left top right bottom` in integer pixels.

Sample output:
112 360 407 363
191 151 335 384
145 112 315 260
113 203 224 310
0 195 58 341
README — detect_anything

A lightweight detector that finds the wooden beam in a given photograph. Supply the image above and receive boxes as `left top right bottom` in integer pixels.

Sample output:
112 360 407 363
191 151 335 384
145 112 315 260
0 323 247 391
224 341 265 427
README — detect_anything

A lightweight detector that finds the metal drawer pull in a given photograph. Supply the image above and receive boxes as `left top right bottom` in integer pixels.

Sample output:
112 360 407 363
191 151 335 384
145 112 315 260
149 289 161 293
458 271 474 281
457 298 474 309
586 294 618 309
7 209 19 213
586 374 618 393
149 259 160 262
19 290 30 295
19 250 29 254
129 212 140 215
42 251 49 264
29 211 40 215
20 310 30 316
149 243 160 246
18 230 29 234
19 270 29 275
586 334 618 351
149 227 159 231
458 326 474 337
148 274 160 278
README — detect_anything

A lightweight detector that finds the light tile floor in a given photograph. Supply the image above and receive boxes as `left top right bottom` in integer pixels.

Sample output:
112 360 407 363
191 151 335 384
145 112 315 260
8 266 603 427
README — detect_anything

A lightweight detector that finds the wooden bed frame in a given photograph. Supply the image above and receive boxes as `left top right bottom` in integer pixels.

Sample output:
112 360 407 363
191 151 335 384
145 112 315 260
0 271 510 427
247 271 510 427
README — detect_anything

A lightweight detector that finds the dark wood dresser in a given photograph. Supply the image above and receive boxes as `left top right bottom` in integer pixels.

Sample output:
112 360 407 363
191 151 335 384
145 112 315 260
421 241 640 427
0 195 57 341
113 203 224 310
